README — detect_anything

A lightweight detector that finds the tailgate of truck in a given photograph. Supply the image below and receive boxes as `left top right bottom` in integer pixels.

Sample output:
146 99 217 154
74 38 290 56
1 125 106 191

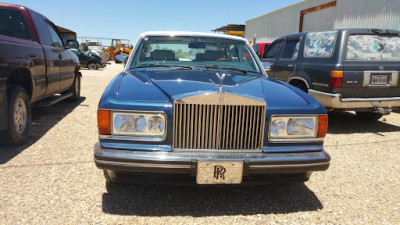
341 33 400 98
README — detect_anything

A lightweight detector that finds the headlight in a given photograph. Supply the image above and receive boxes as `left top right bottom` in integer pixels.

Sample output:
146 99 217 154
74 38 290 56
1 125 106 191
111 111 166 140
269 115 327 142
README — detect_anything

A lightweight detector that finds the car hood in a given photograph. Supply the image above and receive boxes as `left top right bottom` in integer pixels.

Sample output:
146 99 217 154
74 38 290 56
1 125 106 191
117 69 312 108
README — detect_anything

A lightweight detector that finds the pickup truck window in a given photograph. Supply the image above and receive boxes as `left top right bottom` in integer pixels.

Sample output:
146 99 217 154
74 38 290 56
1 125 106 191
280 39 300 59
31 12 53 46
346 34 400 61
304 31 336 58
44 20 63 47
263 44 270 52
0 8 31 40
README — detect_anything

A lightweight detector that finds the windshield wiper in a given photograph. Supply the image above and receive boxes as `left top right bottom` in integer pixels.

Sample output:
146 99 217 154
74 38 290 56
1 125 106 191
133 64 192 69
194 64 248 74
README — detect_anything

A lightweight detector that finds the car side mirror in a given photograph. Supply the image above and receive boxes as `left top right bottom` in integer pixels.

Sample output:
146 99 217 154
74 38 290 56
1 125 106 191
124 57 128 67
66 40 79 49
262 61 273 72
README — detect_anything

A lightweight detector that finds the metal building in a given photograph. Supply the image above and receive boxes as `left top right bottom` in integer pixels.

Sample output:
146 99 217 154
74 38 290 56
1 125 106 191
245 0 400 44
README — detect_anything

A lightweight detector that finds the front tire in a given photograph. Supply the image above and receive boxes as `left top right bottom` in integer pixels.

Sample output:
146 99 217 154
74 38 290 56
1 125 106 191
2 85 31 146
88 63 98 70
356 111 383 121
69 72 81 101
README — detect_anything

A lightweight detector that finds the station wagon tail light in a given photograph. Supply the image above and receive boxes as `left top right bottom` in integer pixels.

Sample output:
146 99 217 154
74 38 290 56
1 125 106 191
97 110 111 135
330 70 343 88
269 115 328 142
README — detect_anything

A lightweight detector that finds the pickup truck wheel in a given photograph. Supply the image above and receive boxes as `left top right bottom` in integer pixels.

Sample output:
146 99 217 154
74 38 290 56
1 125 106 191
88 63 98 70
2 85 31 146
355 111 383 121
68 73 81 102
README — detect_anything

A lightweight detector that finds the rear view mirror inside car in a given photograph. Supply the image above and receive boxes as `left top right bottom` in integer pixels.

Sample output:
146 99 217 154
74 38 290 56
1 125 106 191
188 42 205 49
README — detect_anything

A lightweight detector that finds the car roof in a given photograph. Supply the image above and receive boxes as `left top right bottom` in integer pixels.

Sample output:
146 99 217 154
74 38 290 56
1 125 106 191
0 3 22 9
274 28 400 41
140 31 248 42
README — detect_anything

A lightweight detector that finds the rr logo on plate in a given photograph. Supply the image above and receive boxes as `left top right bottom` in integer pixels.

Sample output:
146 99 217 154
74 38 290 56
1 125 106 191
213 165 226 179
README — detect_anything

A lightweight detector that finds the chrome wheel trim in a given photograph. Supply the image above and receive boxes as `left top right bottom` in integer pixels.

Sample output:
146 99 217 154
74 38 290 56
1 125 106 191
14 98 27 135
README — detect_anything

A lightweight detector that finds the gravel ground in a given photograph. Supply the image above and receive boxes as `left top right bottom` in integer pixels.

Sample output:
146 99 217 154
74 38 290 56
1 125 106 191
0 62 399 224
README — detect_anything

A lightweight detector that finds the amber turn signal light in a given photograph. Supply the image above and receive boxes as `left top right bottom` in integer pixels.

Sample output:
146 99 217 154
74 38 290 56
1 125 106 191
97 110 111 135
317 115 328 138
330 70 343 88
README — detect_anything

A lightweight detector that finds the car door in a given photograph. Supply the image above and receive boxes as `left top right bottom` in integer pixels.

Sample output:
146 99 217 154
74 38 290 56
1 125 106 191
31 12 61 96
43 20 74 92
260 40 283 78
274 38 301 81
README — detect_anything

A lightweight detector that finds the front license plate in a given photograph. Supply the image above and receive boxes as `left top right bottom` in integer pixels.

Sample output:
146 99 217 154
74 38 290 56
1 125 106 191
196 161 243 184
370 74 388 85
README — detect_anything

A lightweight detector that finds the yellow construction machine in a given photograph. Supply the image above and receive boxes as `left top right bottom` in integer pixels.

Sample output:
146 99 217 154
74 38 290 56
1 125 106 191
105 39 132 61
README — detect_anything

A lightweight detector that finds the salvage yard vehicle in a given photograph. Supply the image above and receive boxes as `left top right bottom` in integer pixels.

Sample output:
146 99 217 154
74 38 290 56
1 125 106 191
70 48 106 70
261 28 400 120
95 31 330 185
0 3 81 145
252 42 270 59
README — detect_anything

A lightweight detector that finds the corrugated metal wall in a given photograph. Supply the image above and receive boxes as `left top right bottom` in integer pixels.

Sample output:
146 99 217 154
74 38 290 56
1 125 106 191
302 6 336 32
245 0 400 44
244 0 333 43
334 0 400 30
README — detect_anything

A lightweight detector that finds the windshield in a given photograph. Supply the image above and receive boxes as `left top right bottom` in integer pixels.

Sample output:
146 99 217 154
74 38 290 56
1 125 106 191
129 36 261 73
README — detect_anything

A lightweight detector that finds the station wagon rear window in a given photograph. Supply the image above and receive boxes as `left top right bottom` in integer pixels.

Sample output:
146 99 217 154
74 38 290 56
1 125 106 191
346 35 400 61
304 31 336 58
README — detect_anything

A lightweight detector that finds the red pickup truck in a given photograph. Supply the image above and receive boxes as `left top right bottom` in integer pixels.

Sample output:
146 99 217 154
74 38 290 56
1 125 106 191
0 3 81 146
252 42 271 59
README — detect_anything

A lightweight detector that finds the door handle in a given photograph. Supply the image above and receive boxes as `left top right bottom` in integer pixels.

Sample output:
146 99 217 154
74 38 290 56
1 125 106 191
58 54 62 59
288 64 294 68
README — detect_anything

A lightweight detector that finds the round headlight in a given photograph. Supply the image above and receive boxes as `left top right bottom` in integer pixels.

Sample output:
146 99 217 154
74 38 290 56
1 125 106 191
148 116 164 132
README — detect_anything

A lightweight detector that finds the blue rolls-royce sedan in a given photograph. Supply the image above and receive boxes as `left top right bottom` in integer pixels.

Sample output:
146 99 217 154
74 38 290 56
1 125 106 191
95 31 330 185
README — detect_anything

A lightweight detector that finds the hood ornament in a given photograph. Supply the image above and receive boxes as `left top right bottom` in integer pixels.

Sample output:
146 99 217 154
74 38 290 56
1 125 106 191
216 73 226 92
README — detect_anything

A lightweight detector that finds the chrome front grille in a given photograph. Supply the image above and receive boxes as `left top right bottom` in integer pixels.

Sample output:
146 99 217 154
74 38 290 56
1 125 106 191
173 93 266 151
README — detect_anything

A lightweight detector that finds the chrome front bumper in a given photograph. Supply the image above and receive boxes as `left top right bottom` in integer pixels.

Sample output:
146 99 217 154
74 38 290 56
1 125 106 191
308 89 400 109
94 145 330 176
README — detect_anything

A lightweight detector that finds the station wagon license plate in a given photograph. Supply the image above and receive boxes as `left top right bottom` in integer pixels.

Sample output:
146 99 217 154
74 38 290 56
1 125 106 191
370 74 388 85
196 161 243 184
